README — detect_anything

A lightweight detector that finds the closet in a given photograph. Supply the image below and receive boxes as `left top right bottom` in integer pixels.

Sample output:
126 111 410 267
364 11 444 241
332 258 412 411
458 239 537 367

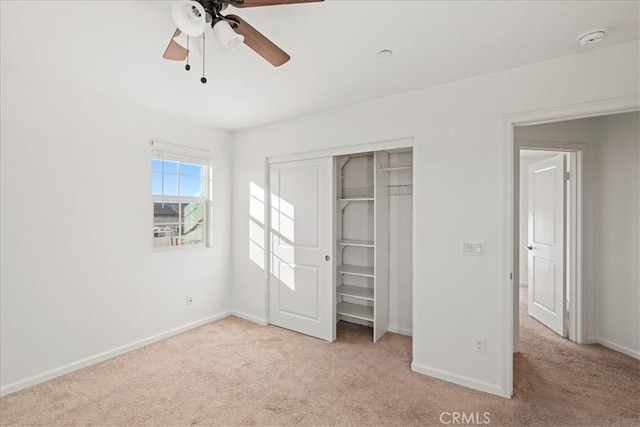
267 145 413 343
335 149 413 342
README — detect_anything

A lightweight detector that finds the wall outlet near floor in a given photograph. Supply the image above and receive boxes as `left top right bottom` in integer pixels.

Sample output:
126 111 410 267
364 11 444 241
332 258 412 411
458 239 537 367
474 336 485 353
186 294 193 305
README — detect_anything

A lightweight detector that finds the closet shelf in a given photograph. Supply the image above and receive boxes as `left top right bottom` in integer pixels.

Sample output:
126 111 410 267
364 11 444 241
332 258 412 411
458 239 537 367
338 197 374 202
337 302 374 322
337 264 375 278
338 239 375 248
337 285 374 301
380 166 413 171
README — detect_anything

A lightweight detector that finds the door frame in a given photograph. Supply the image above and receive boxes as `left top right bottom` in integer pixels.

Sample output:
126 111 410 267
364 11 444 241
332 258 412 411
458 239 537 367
501 95 639 398
264 137 414 330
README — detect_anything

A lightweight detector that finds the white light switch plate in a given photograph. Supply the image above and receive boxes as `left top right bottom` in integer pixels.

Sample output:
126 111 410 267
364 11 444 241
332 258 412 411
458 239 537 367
463 242 485 256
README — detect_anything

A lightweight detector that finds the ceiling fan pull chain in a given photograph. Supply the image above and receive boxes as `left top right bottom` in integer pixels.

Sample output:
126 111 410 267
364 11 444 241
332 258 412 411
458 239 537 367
201 32 207 84
185 36 191 71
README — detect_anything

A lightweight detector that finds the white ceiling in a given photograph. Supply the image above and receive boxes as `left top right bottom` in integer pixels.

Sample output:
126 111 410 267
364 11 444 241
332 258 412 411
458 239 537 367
1 1 638 131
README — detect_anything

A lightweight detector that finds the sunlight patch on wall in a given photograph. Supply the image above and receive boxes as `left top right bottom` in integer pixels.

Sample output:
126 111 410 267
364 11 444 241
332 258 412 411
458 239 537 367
249 182 265 269
248 181 297 290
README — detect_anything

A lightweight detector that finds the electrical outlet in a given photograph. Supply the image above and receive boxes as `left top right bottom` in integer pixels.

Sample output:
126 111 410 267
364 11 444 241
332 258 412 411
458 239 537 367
474 336 485 353
186 294 193 305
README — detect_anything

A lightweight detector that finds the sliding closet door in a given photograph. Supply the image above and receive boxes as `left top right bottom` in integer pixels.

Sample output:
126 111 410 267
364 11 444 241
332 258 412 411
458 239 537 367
268 157 335 342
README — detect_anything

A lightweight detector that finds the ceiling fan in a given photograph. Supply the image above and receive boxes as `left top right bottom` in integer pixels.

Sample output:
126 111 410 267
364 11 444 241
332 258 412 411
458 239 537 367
163 0 324 83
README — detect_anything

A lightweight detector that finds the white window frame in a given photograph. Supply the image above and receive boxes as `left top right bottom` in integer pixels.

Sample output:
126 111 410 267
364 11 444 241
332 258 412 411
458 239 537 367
151 141 213 250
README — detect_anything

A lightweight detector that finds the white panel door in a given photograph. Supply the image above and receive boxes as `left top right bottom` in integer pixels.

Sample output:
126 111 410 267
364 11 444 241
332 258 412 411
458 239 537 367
268 157 335 342
527 154 567 336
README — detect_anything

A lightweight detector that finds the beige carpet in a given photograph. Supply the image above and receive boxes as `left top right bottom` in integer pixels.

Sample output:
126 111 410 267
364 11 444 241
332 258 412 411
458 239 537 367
1 290 638 426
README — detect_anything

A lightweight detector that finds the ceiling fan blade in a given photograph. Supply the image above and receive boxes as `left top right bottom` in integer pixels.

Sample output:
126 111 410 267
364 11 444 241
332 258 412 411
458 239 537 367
227 15 290 67
163 28 189 61
229 0 323 8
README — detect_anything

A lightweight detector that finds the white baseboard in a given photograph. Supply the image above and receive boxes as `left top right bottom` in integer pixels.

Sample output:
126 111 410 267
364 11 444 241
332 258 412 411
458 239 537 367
595 338 640 360
388 325 413 336
0 311 230 397
411 361 504 397
230 310 268 325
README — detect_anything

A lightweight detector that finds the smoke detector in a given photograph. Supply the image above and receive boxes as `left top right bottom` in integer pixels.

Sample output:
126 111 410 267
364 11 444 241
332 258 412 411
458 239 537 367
577 28 607 46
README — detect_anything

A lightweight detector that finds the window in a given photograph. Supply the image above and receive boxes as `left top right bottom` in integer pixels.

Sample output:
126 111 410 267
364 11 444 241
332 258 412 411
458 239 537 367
152 152 212 249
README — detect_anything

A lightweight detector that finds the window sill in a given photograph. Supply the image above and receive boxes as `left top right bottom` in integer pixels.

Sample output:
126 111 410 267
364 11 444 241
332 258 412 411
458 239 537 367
152 244 210 253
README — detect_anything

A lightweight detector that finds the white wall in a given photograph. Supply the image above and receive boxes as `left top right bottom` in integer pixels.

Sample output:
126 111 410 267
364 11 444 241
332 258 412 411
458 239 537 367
595 112 640 357
0 67 233 394
231 41 639 396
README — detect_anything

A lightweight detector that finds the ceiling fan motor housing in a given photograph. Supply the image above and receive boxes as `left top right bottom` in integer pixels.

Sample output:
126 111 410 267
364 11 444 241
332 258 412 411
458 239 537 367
199 0 229 15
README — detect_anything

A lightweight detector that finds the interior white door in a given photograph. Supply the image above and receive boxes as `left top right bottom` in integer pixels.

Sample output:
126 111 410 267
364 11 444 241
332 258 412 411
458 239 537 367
527 154 567 336
268 157 335 342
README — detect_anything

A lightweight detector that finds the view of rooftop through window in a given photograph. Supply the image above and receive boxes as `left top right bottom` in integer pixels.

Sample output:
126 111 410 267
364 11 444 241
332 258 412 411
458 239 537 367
152 158 210 248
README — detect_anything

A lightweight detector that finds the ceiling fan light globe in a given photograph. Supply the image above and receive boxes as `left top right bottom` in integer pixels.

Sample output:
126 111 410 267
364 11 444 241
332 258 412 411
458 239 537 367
220 36 245 55
213 20 245 54
171 0 206 37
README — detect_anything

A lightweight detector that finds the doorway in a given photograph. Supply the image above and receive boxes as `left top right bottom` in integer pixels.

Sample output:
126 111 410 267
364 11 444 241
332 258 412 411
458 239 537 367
518 149 575 339
507 108 640 398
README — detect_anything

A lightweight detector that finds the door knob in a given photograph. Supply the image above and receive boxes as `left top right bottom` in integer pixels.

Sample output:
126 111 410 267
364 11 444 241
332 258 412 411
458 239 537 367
325 255 331 261
526 245 533 251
